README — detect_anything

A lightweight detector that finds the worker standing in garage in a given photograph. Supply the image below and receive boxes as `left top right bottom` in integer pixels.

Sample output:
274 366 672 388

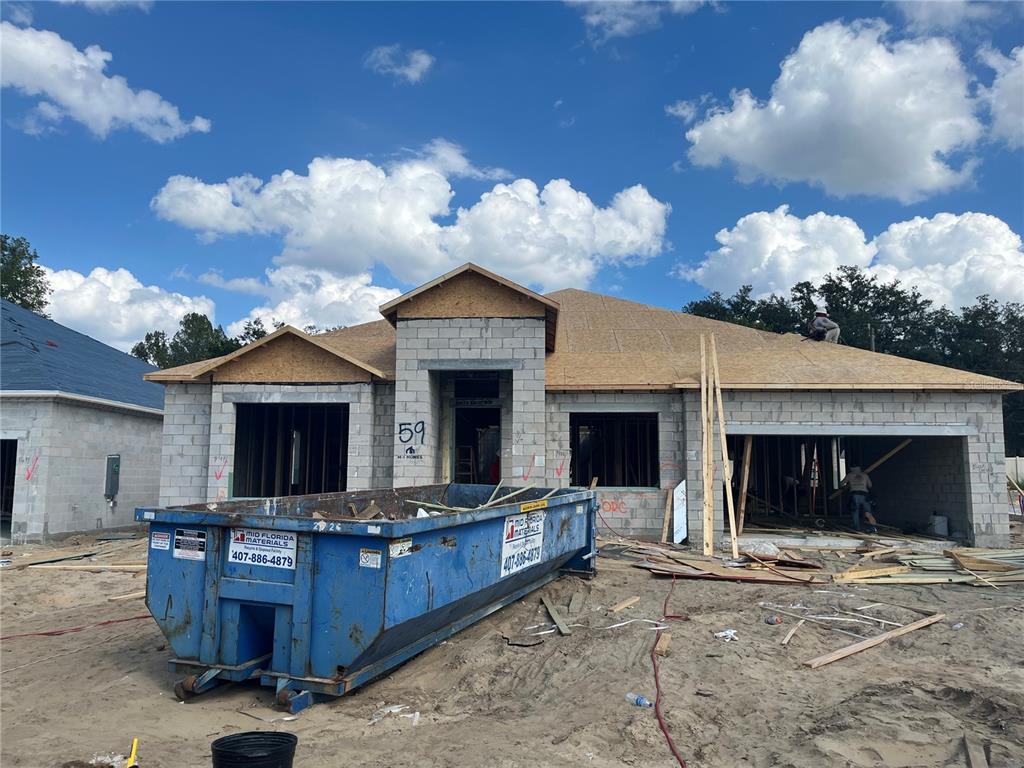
842 465 878 533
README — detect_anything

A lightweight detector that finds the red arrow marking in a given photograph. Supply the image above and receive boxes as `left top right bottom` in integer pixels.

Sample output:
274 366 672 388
24 455 39 481
521 454 536 482
555 458 566 478
213 459 228 481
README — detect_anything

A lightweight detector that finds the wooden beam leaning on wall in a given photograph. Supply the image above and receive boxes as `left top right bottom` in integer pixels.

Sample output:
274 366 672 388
709 333 740 559
737 435 753 535
829 438 913 501
700 334 714 556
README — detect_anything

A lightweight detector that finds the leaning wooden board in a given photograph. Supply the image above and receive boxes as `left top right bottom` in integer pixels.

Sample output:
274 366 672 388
804 613 946 669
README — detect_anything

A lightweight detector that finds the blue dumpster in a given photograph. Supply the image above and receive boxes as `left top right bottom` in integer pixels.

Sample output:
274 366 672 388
136 484 596 711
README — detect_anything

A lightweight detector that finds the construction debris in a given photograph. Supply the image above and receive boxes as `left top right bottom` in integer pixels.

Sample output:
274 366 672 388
803 613 946 669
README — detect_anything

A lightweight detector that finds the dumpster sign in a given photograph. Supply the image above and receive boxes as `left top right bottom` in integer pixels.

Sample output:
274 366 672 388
228 528 297 569
500 511 545 578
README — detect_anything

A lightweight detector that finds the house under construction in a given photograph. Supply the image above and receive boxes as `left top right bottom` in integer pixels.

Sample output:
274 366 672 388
147 264 1019 549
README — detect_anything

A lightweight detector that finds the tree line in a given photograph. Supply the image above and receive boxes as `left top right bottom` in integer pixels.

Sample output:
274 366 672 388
682 266 1024 456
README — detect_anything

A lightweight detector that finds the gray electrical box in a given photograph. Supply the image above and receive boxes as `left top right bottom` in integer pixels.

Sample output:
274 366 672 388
104 454 120 500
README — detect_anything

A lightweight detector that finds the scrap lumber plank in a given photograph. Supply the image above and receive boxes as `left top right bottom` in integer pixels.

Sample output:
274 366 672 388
700 334 714 557
610 596 641 613
12 551 100 570
660 484 673 543
803 613 946 669
851 574 976 585
709 333 740 559
781 619 805 646
963 732 989 768
654 632 672 656
28 564 146 572
108 590 147 602
737 435 753 535
541 595 572 636
943 550 1020 573
833 565 911 581
567 591 586 616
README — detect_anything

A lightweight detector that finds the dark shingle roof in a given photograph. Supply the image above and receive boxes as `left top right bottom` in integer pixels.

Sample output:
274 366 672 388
0 299 163 410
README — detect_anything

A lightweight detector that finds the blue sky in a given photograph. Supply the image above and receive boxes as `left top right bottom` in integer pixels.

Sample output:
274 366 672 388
2 0 1022 349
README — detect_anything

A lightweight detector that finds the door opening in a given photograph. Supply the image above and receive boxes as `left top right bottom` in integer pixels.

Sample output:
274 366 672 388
1 439 16 540
452 407 501 484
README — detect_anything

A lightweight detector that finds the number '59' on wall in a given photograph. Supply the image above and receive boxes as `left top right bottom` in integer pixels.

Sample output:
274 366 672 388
398 421 426 444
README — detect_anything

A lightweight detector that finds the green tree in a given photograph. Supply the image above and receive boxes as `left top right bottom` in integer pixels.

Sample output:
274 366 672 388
132 312 240 368
682 267 1024 456
1 235 51 316
235 317 269 345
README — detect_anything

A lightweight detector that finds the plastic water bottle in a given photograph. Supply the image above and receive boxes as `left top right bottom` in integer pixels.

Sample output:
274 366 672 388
625 692 654 708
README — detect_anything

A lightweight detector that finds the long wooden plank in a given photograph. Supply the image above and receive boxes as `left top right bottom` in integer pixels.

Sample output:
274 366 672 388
833 565 912 581
28 564 146 572
963 732 989 768
700 334 714 556
737 435 753 535
108 590 147 602
709 334 739 559
610 596 641 613
781 619 805 646
541 595 572 636
803 613 946 669
660 484 673 543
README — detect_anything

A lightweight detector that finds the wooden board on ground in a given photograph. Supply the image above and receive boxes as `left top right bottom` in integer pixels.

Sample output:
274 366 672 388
963 732 989 768
803 613 945 669
781 620 805 646
833 565 911 581
610 596 640 613
654 633 672 657
568 592 586 616
541 595 573 636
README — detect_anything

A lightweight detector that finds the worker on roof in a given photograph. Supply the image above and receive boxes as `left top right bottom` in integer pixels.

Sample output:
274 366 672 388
809 306 840 343
842 465 877 533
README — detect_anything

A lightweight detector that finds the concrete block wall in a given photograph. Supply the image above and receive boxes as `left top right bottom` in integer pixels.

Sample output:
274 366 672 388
392 318 546 486
545 391 685 539
372 382 395 489
3 397 161 542
159 383 212 507
686 389 1010 550
206 383 375 500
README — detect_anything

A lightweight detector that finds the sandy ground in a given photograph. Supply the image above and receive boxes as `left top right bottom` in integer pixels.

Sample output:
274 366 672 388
2 532 1023 768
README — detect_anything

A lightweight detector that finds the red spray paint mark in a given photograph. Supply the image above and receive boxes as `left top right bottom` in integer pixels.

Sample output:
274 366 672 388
522 454 536 482
24 455 39 480
555 458 566 478
213 459 228 481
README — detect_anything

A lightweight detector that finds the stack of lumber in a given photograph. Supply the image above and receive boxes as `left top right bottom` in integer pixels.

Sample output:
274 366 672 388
831 547 1024 587
634 549 832 585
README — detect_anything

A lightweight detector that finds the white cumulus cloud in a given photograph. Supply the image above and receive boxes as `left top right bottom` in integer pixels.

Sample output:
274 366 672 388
893 0 999 32
569 1 708 44
677 205 876 298
684 20 982 203
979 45 1024 149
199 267 401 336
43 265 215 350
151 140 671 292
678 206 1024 308
1 22 210 142
364 44 435 84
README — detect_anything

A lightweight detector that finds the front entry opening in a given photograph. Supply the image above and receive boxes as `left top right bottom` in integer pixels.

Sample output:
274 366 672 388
1 439 15 540
453 407 501 484
233 403 349 497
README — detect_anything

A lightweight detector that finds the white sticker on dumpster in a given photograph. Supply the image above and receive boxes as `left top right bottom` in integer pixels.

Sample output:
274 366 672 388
228 528 297 569
173 528 206 561
359 548 382 569
500 511 545 578
150 530 170 551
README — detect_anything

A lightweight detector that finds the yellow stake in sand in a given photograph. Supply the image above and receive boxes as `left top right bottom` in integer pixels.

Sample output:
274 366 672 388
126 738 139 767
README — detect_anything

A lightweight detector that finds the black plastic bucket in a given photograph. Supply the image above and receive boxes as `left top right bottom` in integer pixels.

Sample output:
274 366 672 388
211 732 297 768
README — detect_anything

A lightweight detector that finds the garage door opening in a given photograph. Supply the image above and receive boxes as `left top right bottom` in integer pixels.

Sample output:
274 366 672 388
731 433 969 541
233 404 349 498
1 439 15 540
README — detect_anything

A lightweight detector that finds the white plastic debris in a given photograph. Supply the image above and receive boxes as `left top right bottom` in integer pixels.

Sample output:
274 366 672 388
714 629 738 642
416 508 430 518
740 541 781 558
370 704 409 724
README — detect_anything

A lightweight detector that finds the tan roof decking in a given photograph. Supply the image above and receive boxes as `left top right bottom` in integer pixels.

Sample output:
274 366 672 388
146 274 1020 392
